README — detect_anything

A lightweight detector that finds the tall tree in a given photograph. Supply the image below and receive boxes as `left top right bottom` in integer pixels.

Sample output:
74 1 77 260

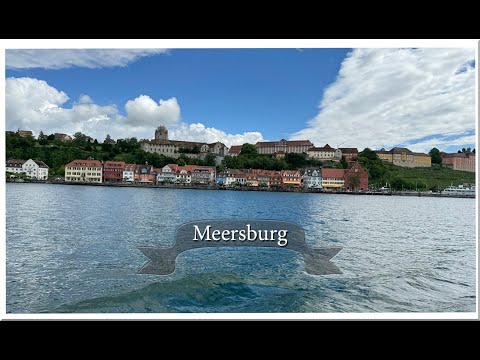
104 134 113 144
240 143 258 155
428 148 442 164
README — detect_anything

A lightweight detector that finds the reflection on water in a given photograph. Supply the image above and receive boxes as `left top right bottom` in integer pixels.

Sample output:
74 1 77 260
6 183 476 313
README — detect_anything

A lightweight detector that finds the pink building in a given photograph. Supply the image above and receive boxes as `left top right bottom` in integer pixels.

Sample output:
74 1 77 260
442 152 475 172
134 163 156 183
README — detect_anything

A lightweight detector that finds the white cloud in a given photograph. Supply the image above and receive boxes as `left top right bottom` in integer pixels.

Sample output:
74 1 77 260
291 48 476 153
6 49 168 69
78 94 94 104
406 135 476 153
6 77 117 136
6 77 264 148
125 95 180 127
169 123 264 148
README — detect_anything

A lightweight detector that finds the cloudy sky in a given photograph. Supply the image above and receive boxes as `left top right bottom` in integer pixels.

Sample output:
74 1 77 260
5 48 476 152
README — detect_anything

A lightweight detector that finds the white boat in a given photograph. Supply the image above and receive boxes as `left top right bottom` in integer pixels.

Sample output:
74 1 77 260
442 184 475 196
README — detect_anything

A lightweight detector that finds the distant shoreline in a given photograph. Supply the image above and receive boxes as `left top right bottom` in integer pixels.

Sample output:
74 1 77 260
5 179 475 199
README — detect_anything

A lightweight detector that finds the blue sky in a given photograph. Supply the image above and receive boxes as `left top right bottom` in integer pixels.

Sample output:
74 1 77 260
5 48 476 153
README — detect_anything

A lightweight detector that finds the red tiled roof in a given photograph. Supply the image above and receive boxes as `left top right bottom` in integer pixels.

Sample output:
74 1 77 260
256 140 312 147
442 152 475 158
339 148 358 153
228 145 242 154
162 164 179 172
281 170 300 175
321 168 345 178
104 161 126 168
177 165 215 173
66 159 102 167
286 140 313 146
309 145 335 152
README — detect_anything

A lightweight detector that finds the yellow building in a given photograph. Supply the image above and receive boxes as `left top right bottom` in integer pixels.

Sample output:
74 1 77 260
65 159 103 182
320 168 345 189
281 170 301 186
375 147 431 168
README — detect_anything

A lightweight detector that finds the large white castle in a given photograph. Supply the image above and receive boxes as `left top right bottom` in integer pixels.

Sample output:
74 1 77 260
140 125 229 161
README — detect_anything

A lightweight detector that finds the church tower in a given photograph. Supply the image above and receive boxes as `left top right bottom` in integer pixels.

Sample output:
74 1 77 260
155 125 168 141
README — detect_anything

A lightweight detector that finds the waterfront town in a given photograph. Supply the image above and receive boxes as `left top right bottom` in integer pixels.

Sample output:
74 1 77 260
5 125 476 193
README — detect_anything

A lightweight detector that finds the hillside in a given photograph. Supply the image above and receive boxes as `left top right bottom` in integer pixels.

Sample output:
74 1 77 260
356 148 475 190
6 133 475 189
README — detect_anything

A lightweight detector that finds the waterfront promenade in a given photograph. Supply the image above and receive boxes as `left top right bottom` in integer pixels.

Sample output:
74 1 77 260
6 178 475 199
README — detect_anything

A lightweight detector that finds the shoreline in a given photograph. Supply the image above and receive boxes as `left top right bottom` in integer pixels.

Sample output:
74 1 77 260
6 179 475 199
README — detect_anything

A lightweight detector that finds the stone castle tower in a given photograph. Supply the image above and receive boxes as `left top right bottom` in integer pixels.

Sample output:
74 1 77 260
155 125 169 141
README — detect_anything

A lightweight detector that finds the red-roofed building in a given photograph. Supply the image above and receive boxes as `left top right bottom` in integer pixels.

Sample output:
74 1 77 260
191 166 216 184
65 159 103 182
343 162 369 190
321 168 345 189
103 161 126 183
176 166 192 184
339 148 359 162
135 163 156 183
157 164 179 183
228 145 242 157
17 130 33 138
281 170 301 186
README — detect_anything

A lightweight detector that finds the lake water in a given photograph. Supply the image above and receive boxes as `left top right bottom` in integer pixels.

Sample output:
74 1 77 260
6 183 476 313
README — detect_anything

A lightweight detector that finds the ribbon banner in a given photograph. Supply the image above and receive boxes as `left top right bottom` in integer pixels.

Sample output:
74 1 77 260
139 219 342 275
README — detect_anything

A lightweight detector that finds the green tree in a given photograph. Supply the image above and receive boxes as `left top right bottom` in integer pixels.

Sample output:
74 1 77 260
56 165 65 177
217 164 225 173
240 143 257 155
429 148 442 164
390 177 412 191
204 153 216 166
285 153 307 169
337 157 348 169
358 148 379 161
38 131 49 145
74 132 86 145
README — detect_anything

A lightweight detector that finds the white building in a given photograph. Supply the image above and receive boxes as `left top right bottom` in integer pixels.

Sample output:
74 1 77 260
217 169 245 186
191 167 216 184
255 139 314 155
6 159 49 179
6 159 26 174
176 168 192 184
123 164 136 182
307 144 338 160
157 164 178 183
303 168 322 188
140 125 228 160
